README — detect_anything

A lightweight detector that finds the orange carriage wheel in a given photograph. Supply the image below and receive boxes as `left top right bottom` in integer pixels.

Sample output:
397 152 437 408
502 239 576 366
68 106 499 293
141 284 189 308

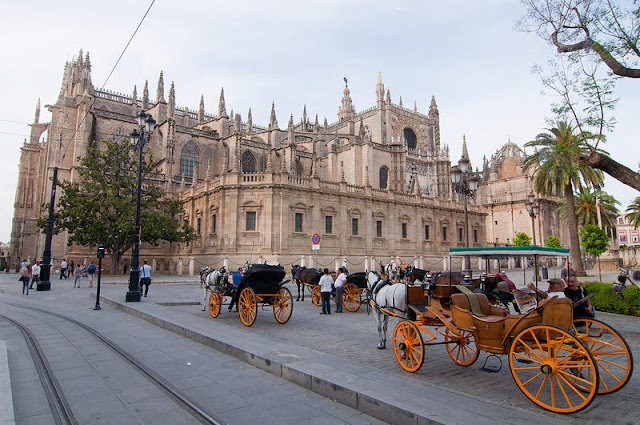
342 283 361 312
393 320 424 373
572 318 633 394
238 287 258 326
509 324 599 414
273 287 293 324
445 327 479 366
208 292 221 318
312 285 321 306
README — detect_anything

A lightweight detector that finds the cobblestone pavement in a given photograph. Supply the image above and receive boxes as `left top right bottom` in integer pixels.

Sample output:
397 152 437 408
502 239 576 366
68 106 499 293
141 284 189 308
169 278 640 425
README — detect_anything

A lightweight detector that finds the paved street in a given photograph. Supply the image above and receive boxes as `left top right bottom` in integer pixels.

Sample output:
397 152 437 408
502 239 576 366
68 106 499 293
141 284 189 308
1 268 638 424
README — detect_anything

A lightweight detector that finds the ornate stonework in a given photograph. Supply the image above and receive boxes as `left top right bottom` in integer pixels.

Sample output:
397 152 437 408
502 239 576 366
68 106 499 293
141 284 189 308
9 52 486 272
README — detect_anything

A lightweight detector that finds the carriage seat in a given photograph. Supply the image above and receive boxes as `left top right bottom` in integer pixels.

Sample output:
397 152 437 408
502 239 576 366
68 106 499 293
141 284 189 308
450 293 508 340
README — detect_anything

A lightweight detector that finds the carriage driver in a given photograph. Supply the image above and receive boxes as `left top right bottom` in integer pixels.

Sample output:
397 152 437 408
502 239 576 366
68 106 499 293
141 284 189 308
527 278 566 301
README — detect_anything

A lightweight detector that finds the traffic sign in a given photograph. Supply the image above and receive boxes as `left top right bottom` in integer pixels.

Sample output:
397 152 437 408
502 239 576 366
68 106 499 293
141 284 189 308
312 234 320 244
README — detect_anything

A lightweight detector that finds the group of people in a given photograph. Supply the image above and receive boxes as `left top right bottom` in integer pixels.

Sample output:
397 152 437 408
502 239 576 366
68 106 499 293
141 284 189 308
19 259 40 295
318 267 348 314
527 262 595 318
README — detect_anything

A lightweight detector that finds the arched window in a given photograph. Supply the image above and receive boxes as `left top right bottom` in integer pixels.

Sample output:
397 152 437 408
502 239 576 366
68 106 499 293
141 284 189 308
379 166 388 190
295 159 303 176
180 141 200 177
109 127 129 143
404 128 417 150
241 150 256 173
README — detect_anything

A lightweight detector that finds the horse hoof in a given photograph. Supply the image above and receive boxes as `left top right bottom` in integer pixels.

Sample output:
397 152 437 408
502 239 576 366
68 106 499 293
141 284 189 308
377 344 385 350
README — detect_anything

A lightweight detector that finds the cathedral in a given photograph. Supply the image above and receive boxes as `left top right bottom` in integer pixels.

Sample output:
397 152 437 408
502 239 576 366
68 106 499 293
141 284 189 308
10 51 488 273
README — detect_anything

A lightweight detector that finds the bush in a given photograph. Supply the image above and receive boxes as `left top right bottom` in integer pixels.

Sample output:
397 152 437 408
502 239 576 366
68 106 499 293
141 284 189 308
583 281 640 316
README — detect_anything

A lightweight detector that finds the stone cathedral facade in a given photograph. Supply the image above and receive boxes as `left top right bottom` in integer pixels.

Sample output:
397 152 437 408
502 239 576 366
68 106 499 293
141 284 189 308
10 51 486 272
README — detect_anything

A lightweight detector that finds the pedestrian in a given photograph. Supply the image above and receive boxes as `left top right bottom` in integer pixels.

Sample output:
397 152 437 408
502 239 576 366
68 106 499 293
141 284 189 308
20 263 31 295
60 259 68 279
319 268 333 314
30 260 41 289
564 275 594 318
140 259 152 297
561 262 583 286
69 260 75 278
87 261 97 287
334 267 347 313
123 259 129 275
73 264 85 288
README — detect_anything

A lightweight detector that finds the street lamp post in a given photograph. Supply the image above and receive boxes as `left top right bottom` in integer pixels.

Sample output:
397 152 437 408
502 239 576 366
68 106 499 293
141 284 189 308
126 111 155 302
450 157 479 276
525 192 541 280
525 192 540 246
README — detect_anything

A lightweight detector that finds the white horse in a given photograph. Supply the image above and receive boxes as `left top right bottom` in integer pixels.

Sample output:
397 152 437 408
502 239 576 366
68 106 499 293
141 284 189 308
201 268 222 311
367 271 407 349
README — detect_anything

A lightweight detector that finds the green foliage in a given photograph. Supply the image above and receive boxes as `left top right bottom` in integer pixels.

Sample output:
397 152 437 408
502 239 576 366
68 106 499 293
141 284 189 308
626 196 640 229
513 232 531 246
580 224 609 257
38 138 195 270
544 235 562 248
584 282 640 317
557 186 620 228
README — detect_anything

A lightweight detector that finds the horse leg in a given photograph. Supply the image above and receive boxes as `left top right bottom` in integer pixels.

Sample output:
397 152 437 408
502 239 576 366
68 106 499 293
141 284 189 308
296 280 301 301
381 315 389 349
375 309 386 349
202 285 208 311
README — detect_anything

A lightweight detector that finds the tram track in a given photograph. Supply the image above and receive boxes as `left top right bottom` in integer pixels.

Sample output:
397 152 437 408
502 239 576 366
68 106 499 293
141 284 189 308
0 302 221 425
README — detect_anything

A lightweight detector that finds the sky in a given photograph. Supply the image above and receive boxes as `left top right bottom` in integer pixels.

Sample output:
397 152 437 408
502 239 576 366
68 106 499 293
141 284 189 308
0 0 638 243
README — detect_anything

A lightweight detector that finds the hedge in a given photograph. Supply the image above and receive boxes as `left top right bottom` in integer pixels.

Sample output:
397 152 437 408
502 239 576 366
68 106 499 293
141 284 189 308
583 281 640 317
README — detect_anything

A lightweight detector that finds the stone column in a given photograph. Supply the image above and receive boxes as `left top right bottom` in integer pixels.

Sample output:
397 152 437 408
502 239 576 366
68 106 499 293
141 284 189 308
189 256 195 276
223 257 229 270
176 258 184 275
364 256 370 272
152 258 157 271
308 255 314 269
419 256 424 269
301 256 306 267
443 257 449 272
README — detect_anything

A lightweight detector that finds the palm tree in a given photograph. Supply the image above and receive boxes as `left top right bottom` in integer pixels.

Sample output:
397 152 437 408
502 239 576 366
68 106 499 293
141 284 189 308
523 121 603 275
557 186 620 229
626 197 640 229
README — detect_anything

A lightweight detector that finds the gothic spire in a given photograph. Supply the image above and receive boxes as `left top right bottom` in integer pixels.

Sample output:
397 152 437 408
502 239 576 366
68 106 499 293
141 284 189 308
288 114 294 129
218 87 228 118
376 71 384 108
198 95 205 123
399 96 403 108
414 100 417 113
359 116 366 140
84 52 91 70
338 81 355 121
302 104 307 129
168 81 176 117
386 89 391 104
314 113 319 132
34 98 40 124
132 85 137 102
142 80 149 109
246 108 252 133
462 135 469 160
429 95 439 119
269 102 278 130
156 71 165 103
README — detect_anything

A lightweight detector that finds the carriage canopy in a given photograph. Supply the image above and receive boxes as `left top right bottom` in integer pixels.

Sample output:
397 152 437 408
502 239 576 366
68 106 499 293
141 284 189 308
449 246 570 258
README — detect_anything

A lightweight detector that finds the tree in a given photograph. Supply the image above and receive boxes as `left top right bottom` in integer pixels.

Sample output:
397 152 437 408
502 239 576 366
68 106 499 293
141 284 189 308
626 196 640 228
513 232 532 246
580 224 610 282
39 138 195 273
557 186 620 228
544 234 563 248
520 0 640 191
523 120 603 275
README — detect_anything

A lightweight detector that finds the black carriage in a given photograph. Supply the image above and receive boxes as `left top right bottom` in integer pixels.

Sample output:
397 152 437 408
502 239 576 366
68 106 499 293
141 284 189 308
207 264 293 326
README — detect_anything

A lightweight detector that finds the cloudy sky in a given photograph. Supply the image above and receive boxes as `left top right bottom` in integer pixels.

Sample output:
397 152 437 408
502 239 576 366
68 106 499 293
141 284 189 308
1 0 638 243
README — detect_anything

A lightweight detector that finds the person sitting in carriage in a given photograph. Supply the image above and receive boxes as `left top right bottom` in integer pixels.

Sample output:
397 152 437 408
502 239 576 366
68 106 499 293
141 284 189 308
564 275 595 318
527 278 566 301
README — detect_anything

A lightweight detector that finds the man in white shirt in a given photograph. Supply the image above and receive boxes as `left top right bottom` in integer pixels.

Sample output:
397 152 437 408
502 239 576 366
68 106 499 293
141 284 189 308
140 260 152 297
318 268 333 314
60 259 68 279
334 267 347 313
30 261 41 289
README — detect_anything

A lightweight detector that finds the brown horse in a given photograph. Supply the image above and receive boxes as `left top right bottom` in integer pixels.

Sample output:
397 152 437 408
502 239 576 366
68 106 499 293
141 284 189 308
291 265 321 301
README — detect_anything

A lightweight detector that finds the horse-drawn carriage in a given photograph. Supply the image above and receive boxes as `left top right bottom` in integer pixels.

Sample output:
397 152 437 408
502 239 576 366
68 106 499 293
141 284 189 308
291 266 367 313
368 246 633 413
203 264 293 326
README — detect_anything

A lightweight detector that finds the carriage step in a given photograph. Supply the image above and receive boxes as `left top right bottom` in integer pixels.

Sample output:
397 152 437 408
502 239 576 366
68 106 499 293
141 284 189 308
409 304 428 314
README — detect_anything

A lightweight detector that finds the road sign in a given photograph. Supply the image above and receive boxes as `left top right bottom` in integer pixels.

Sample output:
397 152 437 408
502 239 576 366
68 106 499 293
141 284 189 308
312 245 320 250
312 234 320 244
